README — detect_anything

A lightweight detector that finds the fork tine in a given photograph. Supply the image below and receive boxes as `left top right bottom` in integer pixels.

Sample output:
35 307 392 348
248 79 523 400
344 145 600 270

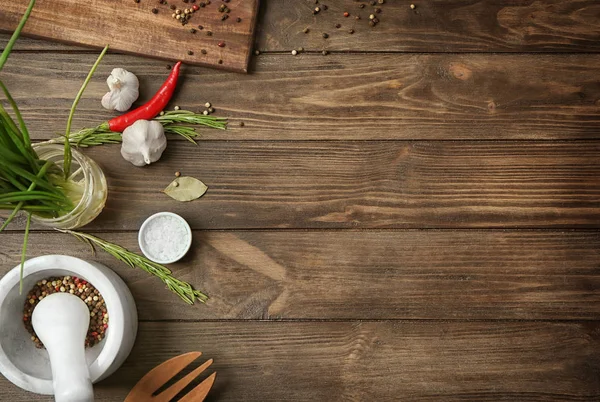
129 352 202 400
157 359 214 402
178 372 217 402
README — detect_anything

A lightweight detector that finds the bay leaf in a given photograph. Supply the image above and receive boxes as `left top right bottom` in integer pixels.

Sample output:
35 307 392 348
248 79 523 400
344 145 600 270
163 176 208 202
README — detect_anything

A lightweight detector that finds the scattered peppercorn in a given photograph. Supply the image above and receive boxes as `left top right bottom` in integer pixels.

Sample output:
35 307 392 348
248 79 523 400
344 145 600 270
322 4 328 10
218 41 226 47
175 171 181 177
166 64 172 70
375 8 382 13
303 28 310 33
236 17 242 22
348 29 354 34
322 50 329 55
369 0 376 5
254 50 260 55
207 31 213 36
322 33 329 38
190 28 197 33
152 8 159 14
343 11 350 17
221 14 229 21
201 49 207 54
134 0 140 3
359 4 365 8
187 50 194 55
218 59 223 64
239 121 245 127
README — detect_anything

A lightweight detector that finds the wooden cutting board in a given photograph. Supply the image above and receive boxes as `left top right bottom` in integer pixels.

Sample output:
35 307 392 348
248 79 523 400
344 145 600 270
0 0 259 73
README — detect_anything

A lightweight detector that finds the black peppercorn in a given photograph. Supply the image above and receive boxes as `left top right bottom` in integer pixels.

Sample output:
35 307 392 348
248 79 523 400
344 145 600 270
322 33 329 38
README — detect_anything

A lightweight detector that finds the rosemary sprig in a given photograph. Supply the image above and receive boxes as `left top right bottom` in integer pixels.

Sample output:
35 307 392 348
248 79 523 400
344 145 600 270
57 229 208 305
42 111 227 147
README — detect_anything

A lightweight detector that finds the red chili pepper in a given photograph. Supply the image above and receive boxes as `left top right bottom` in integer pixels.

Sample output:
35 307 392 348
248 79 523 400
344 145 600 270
108 61 182 132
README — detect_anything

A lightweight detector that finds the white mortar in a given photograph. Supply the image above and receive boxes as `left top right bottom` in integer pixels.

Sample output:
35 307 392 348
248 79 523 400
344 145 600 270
0 255 138 395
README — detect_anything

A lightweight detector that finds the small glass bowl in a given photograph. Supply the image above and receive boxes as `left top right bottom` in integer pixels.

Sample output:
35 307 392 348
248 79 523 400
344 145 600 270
31 144 108 230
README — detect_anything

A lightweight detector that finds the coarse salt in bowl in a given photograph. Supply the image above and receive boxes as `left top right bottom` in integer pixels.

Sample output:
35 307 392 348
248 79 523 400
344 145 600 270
138 212 192 264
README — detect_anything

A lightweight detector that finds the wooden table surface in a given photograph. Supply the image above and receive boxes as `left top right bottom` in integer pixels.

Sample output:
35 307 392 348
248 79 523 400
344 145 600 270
1 0 600 400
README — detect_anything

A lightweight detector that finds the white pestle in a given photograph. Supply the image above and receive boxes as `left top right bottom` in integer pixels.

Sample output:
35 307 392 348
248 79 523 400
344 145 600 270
32 293 95 402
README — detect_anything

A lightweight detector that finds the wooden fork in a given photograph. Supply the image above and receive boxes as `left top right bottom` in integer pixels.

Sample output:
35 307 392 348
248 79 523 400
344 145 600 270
125 352 216 402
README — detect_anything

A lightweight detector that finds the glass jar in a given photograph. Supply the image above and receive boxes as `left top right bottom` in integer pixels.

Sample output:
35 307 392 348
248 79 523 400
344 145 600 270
31 143 108 229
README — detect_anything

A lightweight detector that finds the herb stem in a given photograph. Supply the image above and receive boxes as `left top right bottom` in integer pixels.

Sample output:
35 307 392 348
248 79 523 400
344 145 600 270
57 229 208 304
0 0 36 72
20 212 32 294
64 45 109 178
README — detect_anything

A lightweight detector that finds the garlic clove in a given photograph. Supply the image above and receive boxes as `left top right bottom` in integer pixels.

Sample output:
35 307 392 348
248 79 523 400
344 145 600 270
121 120 167 167
102 68 140 112
107 68 138 91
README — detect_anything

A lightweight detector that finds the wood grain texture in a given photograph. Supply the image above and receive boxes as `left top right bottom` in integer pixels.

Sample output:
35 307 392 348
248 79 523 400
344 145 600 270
3 140 599 230
2 53 600 141
3 0 600 53
1 321 599 401
0 0 259 72
255 0 600 53
1 230 599 320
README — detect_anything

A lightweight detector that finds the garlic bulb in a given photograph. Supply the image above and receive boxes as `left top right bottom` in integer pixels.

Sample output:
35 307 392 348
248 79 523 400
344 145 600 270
101 68 139 112
121 120 167 167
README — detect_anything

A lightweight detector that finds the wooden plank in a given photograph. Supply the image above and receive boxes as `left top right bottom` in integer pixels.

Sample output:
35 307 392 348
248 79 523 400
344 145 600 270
3 140 599 230
1 321 599 401
0 0 260 73
4 0 600 53
1 53 599 141
1 230 600 320
254 0 600 53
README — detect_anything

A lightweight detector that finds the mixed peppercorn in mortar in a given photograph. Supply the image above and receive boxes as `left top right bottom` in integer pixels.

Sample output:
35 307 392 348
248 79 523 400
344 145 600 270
23 276 109 349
